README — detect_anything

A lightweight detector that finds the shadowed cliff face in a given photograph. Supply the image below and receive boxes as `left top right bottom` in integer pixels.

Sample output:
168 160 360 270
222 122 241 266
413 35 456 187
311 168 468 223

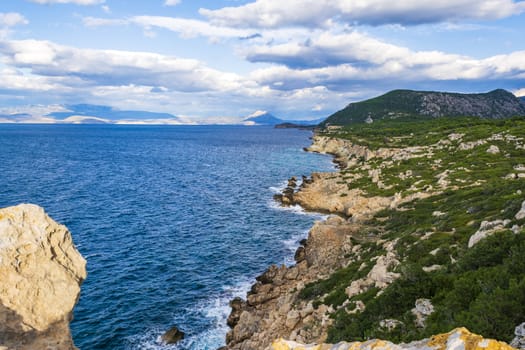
0 301 75 349
0 204 86 350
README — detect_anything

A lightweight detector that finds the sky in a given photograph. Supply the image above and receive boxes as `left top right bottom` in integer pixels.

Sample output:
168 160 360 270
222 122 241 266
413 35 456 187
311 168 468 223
0 0 525 123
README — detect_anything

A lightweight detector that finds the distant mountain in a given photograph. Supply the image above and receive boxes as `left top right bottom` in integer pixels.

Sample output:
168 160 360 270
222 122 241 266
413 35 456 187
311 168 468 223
520 96 525 104
48 104 180 122
322 89 525 126
244 111 283 125
244 110 325 126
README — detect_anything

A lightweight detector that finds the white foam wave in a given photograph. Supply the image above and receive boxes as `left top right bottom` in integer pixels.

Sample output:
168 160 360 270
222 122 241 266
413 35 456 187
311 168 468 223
281 230 309 266
268 179 289 194
126 280 253 349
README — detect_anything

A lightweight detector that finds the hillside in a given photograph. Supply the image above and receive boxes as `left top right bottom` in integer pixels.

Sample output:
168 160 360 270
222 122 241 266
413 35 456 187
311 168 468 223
322 89 525 126
225 116 525 349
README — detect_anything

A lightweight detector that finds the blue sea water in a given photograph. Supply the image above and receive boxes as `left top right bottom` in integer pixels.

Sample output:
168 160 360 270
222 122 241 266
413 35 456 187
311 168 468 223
0 125 333 349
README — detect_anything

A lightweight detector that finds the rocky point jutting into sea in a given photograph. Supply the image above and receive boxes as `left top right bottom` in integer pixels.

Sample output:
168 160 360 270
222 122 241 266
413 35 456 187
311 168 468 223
0 204 86 350
223 112 525 349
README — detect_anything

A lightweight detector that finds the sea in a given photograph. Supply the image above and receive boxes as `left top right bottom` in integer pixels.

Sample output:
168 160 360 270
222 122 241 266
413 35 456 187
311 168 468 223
0 124 334 349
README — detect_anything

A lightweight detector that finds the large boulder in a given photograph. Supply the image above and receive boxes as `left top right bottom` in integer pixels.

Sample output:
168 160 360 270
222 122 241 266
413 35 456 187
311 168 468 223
0 204 87 350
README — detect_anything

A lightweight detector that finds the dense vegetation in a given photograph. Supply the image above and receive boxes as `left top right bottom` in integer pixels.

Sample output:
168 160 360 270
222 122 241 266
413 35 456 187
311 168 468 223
321 89 525 126
300 116 525 343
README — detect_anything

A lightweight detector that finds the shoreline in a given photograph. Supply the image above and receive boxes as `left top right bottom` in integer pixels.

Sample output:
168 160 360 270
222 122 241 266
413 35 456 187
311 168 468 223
222 131 354 349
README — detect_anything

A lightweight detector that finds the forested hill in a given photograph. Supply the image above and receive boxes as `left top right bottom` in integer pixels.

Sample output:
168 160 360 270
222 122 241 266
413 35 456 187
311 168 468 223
322 89 525 126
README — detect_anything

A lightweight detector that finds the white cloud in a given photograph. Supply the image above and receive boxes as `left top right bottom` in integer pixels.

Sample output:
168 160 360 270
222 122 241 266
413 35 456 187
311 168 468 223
0 13 28 27
101 5 110 13
201 0 525 27
0 68 66 91
0 39 246 92
28 0 105 5
164 0 181 6
84 15 255 39
132 16 253 39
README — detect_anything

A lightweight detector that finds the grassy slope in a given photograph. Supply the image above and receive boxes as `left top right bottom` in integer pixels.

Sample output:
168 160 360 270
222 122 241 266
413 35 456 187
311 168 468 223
300 116 525 343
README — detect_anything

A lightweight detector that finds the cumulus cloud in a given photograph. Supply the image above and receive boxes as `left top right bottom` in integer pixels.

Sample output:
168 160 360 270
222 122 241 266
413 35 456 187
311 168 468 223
0 13 28 27
201 0 525 27
0 39 246 92
0 67 66 91
28 0 105 4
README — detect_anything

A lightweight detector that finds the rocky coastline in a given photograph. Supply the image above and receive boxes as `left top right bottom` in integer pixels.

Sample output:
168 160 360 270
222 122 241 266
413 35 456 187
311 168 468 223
223 129 524 349
223 133 414 349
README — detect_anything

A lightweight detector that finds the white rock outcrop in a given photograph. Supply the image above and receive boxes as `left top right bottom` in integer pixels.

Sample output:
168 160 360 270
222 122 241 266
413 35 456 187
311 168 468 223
0 204 87 350
511 322 525 349
270 327 514 350
468 219 511 248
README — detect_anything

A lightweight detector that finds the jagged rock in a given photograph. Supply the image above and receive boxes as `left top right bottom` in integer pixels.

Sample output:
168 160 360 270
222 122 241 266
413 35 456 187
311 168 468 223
227 297 247 328
511 322 525 349
230 311 261 343
294 246 306 263
269 328 514 350
516 200 525 220
285 310 301 329
468 219 511 248
411 299 434 328
161 325 185 344
257 265 280 284
346 244 400 299
0 204 87 350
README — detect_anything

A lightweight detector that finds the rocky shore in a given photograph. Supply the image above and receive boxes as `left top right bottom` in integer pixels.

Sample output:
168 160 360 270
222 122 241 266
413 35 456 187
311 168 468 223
223 134 424 349
0 204 86 350
223 129 523 349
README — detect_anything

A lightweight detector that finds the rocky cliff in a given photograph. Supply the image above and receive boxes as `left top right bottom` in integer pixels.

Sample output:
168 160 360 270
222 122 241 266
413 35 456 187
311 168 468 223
0 204 86 350
225 116 525 349
322 89 525 125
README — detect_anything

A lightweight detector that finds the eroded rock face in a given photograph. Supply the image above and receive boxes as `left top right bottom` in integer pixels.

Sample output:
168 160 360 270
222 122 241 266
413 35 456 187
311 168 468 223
0 204 87 350
270 327 515 350
224 217 361 349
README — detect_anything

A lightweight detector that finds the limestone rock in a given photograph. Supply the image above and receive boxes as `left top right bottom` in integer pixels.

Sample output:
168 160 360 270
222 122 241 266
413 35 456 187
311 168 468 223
269 327 515 350
0 204 86 350
411 299 434 328
487 145 501 154
511 322 525 349
379 319 404 331
468 219 511 248
516 200 525 220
